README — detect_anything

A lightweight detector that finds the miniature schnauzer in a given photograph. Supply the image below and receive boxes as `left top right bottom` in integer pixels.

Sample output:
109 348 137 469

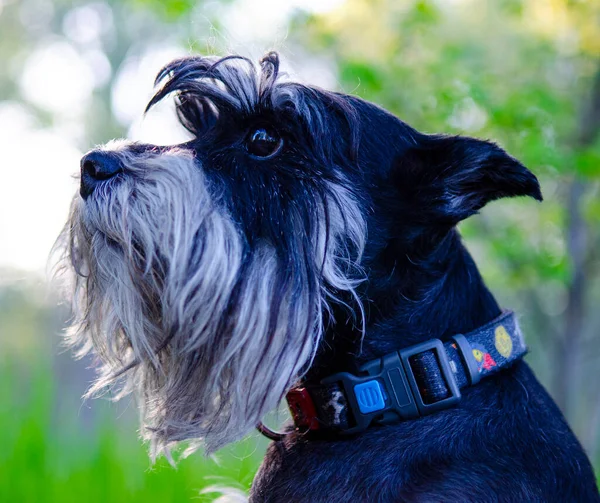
56 53 600 501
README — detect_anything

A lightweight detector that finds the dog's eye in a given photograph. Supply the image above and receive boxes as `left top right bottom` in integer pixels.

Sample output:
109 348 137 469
245 127 283 158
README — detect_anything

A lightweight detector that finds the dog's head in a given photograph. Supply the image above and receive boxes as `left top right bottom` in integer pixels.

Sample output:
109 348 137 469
57 52 541 456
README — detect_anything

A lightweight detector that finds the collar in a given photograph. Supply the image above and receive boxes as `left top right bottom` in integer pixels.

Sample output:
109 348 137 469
284 310 526 435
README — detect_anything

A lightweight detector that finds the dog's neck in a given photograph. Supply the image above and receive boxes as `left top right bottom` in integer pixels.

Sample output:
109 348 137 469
307 229 501 382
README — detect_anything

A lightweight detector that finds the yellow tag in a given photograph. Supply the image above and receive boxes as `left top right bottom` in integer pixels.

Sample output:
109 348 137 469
495 326 513 358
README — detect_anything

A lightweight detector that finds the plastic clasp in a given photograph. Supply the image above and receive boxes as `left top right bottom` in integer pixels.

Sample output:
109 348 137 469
452 334 481 385
400 339 461 415
321 339 461 434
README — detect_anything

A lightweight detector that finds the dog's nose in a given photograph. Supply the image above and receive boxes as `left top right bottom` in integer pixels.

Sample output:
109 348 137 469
80 150 123 199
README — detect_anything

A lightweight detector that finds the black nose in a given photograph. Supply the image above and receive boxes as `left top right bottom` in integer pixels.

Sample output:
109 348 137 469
80 150 123 199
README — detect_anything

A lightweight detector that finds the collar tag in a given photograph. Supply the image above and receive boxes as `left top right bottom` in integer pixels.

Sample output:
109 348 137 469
286 387 320 431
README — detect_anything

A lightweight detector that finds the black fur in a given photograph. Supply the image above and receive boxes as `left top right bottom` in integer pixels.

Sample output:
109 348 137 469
144 53 598 501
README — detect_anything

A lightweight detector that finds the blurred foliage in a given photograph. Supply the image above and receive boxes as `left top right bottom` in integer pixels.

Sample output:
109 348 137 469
1 0 600 499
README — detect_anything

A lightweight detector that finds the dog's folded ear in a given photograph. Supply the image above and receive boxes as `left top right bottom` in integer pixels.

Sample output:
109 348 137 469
396 134 543 225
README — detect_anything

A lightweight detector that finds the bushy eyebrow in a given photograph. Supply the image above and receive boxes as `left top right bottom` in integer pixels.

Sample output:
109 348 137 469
146 52 360 161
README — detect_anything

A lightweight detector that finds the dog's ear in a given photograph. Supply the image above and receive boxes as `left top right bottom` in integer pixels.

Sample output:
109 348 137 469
396 134 542 225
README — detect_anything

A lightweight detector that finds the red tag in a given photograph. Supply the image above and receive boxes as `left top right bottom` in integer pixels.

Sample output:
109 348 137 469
286 388 320 430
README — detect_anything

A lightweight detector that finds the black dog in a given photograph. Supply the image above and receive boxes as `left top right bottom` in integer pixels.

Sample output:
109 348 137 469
58 53 599 502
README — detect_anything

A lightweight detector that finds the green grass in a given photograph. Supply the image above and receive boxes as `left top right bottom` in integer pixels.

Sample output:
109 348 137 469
0 357 264 502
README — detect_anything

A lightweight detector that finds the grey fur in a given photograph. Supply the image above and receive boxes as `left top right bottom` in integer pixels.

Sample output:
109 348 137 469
56 138 365 456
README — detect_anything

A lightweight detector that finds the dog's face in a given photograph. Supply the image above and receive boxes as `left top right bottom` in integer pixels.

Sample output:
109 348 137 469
57 53 541 456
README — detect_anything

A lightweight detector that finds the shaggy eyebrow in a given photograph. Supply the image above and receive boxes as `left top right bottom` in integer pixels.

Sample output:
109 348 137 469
145 53 360 160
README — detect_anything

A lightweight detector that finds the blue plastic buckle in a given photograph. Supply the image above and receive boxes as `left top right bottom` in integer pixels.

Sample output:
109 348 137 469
321 339 461 434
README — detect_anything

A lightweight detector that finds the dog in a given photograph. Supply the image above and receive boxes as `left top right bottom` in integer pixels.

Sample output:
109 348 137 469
56 52 600 502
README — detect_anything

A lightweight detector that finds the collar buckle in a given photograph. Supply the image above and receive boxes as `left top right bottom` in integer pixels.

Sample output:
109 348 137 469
400 339 461 415
321 339 461 435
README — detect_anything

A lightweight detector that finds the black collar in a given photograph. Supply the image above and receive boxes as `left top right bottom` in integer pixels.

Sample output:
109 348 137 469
278 310 526 437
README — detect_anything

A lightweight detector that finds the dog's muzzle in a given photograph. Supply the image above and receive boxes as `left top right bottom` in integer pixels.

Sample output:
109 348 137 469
80 150 123 199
